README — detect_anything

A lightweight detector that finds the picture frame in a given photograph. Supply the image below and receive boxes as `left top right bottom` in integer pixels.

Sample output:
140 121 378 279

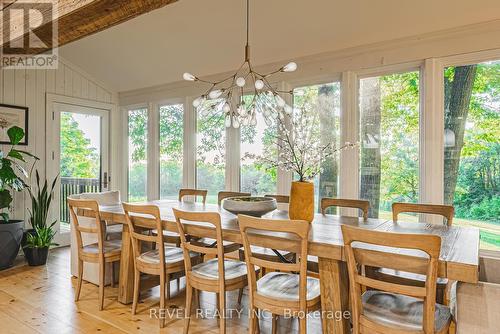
0 104 29 145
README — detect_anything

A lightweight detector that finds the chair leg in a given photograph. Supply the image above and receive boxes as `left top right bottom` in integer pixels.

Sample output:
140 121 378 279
166 273 171 300
195 289 201 310
216 293 220 327
110 262 115 288
75 259 83 302
299 316 306 334
159 276 166 328
249 306 259 334
272 314 278 334
99 261 105 311
184 285 193 334
218 291 226 334
238 287 244 305
132 269 140 315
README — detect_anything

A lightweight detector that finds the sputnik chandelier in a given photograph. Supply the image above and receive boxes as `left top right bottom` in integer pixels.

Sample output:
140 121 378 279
182 0 297 128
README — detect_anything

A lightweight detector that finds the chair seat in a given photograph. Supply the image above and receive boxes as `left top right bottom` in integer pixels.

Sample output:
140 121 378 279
377 268 449 286
82 240 121 255
150 229 181 243
191 237 241 253
138 247 194 265
239 246 295 263
362 290 451 332
256 272 320 302
192 258 248 280
105 224 122 240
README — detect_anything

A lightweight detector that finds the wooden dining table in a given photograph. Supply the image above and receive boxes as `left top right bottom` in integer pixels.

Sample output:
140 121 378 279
81 199 480 334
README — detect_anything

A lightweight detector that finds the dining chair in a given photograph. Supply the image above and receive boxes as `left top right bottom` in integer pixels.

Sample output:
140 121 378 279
320 198 370 220
371 202 455 304
123 203 201 328
341 224 452 334
68 198 122 311
179 188 208 204
217 191 251 205
264 194 290 203
239 214 321 334
173 209 252 334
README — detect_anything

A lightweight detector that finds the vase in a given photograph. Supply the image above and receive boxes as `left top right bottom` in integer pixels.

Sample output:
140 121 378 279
289 181 315 222
0 220 24 270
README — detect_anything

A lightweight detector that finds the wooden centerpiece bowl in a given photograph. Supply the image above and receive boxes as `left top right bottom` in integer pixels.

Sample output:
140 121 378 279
222 196 277 217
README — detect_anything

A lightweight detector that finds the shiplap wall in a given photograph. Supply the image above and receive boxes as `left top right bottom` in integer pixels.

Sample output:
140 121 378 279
0 58 117 221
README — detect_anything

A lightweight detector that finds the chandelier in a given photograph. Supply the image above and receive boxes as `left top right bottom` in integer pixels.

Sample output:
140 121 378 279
182 0 297 128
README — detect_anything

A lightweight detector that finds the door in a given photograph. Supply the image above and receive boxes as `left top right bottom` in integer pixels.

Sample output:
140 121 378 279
48 102 110 245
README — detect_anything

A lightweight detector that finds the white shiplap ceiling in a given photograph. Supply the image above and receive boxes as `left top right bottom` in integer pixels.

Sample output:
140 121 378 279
60 0 500 92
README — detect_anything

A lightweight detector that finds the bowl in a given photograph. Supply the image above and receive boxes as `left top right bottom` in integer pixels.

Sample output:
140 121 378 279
222 196 277 217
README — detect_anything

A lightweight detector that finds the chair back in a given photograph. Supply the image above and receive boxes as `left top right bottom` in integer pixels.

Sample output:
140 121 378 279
68 198 106 255
392 202 454 226
238 214 310 309
217 191 251 205
341 225 442 333
172 209 227 282
179 188 208 204
122 203 166 270
321 198 370 220
264 194 289 203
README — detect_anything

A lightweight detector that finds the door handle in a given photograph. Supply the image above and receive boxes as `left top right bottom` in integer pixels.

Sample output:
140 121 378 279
103 172 108 188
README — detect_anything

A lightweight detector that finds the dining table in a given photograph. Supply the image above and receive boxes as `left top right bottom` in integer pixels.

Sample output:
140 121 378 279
80 199 480 334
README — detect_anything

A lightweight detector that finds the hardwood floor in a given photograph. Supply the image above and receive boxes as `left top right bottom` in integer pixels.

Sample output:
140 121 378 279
0 247 322 333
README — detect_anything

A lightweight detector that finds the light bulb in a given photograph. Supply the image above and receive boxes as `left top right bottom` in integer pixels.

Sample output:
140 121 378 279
222 102 231 113
294 89 305 96
208 89 223 99
284 104 293 114
225 115 231 128
251 113 257 126
282 62 297 72
242 117 249 126
183 72 196 81
232 117 240 128
236 77 246 87
276 95 286 107
192 96 204 108
254 79 264 90
238 105 247 117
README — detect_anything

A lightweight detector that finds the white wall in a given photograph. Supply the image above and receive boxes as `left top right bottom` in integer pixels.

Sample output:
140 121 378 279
0 58 119 221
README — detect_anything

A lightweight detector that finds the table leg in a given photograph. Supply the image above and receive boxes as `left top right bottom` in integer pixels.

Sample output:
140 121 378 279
118 224 135 304
318 257 350 334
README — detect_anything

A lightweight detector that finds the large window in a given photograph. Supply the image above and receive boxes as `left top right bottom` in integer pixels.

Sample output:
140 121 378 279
444 61 500 251
159 103 184 200
196 100 226 204
293 82 341 212
128 108 148 202
359 71 420 219
240 96 277 195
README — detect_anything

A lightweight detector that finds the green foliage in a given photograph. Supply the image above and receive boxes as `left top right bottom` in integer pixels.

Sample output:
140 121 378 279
0 126 39 222
28 170 58 230
60 113 99 178
24 225 58 249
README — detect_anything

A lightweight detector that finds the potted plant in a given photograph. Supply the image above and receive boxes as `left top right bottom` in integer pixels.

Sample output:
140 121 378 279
0 126 38 270
23 171 58 266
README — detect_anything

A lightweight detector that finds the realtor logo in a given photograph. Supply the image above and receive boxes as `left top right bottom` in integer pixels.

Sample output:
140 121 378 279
1 0 58 69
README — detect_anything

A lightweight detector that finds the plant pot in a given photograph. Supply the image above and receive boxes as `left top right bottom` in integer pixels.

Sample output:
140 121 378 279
289 181 315 222
0 220 24 270
24 246 49 266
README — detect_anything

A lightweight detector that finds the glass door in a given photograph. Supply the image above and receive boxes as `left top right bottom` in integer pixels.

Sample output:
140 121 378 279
49 102 109 245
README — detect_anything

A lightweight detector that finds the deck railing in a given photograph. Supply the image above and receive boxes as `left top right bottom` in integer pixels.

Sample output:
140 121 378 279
60 177 100 223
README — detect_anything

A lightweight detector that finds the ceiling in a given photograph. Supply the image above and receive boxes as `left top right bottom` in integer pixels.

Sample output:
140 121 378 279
60 0 500 92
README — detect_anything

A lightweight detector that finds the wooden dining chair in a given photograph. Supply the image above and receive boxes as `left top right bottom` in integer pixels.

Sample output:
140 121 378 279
264 194 290 203
173 209 252 334
123 203 201 328
320 198 370 220
68 198 122 311
179 188 208 204
371 202 455 304
217 191 251 205
341 225 452 334
239 214 321 334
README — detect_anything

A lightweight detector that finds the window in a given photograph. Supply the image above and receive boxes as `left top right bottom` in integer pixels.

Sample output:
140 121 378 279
359 71 420 219
444 61 500 251
293 82 341 212
196 99 226 204
240 95 277 195
128 108 148 202
159 103 184 200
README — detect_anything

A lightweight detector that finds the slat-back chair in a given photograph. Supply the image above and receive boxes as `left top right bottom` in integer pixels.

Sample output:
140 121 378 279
173 209 251 334
123 203 200 328
68 198 122 310
341 225 452 334
239 214 320 334
372 203 455 304
264 194 290 203
321 198 370 221
179 188 208 204
217 191 251 205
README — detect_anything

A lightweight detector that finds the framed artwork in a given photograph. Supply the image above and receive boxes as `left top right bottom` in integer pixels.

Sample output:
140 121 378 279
0 104 29 145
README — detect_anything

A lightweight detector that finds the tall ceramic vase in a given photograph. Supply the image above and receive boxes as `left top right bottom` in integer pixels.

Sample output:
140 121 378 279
289 181 315 222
